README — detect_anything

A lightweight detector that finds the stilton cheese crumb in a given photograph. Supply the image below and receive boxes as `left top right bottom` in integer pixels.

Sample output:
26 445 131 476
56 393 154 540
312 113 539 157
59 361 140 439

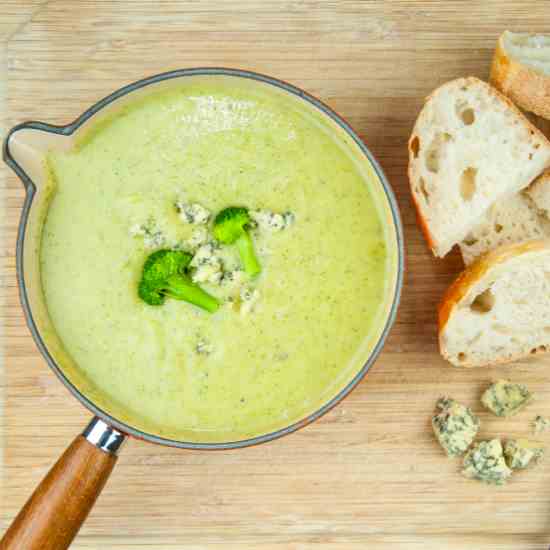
481 380 533 417
219 270 248 304
432 397 480 457
196 338 213 356
504 439 544 470
533 415 550 434
221 269 247 290
462 440 512 485
129 220 166 249
239 286 260 315
190 244 223 285
186 227 210 251
176 201 211 225
250 209 295 232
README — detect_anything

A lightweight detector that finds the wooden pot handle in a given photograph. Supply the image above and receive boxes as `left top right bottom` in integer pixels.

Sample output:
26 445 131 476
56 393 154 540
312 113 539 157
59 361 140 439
0 417 126 550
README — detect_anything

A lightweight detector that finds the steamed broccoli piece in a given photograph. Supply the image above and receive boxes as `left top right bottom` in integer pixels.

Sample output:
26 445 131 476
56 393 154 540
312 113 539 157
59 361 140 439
213 207 261 277
138 249 219 313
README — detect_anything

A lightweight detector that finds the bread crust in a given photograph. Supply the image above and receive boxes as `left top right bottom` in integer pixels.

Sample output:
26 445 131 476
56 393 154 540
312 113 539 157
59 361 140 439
491 33 550 120
438 240 550 367
408 77 550 258
532 168 550 189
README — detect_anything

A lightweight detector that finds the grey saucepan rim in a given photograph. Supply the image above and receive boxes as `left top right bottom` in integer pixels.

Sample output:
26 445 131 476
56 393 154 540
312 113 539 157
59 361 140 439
3 67 404 450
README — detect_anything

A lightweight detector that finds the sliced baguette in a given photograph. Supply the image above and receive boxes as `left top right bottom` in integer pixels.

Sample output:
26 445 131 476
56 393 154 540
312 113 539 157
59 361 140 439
528 168 550 216
491 31 550 120
459 170 550 265
408 77 550 257
439 240 550 367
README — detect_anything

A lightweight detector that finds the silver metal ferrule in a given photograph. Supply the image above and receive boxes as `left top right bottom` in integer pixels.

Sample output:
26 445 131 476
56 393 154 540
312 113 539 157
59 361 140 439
82 417 127 456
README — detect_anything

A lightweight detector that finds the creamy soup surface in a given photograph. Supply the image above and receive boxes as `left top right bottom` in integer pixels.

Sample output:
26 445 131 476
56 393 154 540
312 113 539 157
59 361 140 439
40 80 394 442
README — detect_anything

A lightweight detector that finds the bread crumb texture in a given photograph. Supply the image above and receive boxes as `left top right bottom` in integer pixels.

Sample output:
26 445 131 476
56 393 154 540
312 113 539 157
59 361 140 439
440 241 550 367
409 77 550 257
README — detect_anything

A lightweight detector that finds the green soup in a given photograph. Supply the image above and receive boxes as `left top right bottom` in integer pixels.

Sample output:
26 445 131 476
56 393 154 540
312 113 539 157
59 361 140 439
40 79 396 443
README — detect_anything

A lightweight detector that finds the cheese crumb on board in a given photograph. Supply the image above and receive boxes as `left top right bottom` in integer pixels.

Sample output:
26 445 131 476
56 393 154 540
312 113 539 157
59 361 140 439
481 380 533 417
504 439 544 470
533 415 550 434
432 397 480 457
462 439 512 485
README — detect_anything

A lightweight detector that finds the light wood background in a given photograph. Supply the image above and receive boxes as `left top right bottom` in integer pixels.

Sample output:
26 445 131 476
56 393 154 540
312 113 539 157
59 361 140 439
3 2 550 549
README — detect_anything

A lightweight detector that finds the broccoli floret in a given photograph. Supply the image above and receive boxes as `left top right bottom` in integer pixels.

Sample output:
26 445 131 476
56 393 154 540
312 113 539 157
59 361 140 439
138 249 219 313
213 207 261 277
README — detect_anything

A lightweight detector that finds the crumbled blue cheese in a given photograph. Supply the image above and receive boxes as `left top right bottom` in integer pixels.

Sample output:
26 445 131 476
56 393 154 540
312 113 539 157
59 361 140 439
504 439 544 470
533 415 550 434
250 209 295 232
196 338 213 356
190 244 223 285
186 227 210 251
239 286 260 315
221 269 247 290
218 270 249 304
129 220 166 249
481 380 533 417
462 440 512 485
176 201 211 225
432 397 480 457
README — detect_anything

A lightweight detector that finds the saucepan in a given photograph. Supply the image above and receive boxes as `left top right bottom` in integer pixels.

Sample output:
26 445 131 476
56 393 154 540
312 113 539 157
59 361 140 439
1 68 404 549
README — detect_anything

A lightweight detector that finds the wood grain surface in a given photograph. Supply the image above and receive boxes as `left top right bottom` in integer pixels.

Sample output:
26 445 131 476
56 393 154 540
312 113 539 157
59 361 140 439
1 436 117 550
2 2 550 549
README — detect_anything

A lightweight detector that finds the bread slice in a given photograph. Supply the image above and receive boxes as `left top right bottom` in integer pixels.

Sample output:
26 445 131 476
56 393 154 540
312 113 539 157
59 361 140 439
439 240 550 367
459 170 550 265
491 31 550 120
408 77 550 257
528 168 550 216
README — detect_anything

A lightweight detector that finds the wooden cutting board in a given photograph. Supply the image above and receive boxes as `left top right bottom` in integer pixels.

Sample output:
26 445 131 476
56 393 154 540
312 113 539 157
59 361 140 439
2 2 550 548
